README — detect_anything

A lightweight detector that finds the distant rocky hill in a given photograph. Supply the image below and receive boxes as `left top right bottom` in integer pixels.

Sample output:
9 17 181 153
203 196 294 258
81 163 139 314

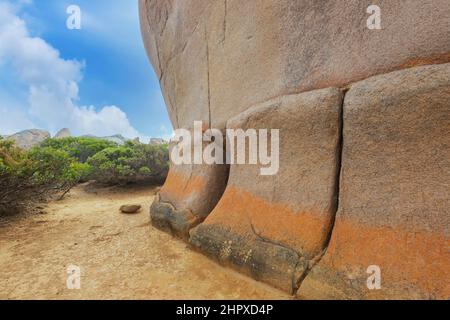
2 128 168 149
82 135 168 145
149 138 167 145
81 134 128 145
54 128 71 139
4 129 51 150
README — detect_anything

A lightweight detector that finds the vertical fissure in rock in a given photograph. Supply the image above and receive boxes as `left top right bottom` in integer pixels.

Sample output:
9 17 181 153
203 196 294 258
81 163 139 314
294 88 347 294
222 0 228 44
324 88 346 249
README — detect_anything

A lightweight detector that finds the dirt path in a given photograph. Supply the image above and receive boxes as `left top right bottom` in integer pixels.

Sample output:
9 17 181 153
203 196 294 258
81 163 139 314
0 183 290 300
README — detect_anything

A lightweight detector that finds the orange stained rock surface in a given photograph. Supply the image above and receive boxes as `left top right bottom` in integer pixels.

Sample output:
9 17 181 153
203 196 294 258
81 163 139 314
159 170 206 205
203 187 334 257
321 218 450 298
397 53 450 70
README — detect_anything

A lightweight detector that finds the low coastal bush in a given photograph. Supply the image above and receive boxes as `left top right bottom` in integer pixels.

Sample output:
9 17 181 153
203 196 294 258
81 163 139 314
0 137 169 215
87 141 169 184
41 137 117 162
0 139 90 214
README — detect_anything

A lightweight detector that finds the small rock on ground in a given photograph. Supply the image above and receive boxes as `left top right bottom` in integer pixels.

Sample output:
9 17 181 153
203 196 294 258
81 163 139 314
120 204 142 214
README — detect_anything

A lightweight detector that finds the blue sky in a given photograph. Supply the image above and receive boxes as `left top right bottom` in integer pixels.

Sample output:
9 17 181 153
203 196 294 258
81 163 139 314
0 0 172 141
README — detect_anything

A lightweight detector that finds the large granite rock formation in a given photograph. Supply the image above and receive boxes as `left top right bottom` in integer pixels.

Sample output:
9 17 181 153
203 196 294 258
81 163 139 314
299 63 450 300
190 88 343 293
151 152 229 240
140 0 449 129
140 0 450 299
6 129 50 149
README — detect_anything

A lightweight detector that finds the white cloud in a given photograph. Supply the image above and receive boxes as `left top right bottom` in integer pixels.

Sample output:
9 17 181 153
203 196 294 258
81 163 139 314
0 104 35 135
71 105 141 138
0 2 147 141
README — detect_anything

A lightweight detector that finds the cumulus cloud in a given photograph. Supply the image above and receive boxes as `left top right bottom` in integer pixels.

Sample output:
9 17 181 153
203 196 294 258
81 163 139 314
0 104 35 135
0 2 146 140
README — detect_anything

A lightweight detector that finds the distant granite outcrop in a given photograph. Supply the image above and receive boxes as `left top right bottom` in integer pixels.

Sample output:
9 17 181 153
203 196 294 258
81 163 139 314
5 129 50 150
2 128 167 148
81 134 128 145
149 138 167 145
54 128 71 139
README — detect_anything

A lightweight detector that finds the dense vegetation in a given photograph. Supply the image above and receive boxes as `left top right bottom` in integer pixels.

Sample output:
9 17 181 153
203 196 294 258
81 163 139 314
41 137 118 162
0 136 169 215
88 142 169 184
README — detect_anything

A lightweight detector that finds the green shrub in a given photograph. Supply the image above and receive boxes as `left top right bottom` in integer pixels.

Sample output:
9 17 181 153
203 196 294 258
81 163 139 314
0 141 91 214
0 136 169 215
41 137 117 162
27 147 92 194
87 141 169 184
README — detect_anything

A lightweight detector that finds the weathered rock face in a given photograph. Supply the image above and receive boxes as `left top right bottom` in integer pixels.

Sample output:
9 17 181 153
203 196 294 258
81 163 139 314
299 64 450 300
190 88 343 293
6 129 50 149
140 0 450 299
140 0 450 129
151 138 229 240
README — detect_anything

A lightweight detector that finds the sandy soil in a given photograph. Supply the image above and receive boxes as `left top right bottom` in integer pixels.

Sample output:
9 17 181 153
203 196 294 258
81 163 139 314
0 183 290 300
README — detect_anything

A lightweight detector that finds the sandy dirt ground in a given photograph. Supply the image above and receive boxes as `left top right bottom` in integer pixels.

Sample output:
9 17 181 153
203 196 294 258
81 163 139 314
0 183 290 300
